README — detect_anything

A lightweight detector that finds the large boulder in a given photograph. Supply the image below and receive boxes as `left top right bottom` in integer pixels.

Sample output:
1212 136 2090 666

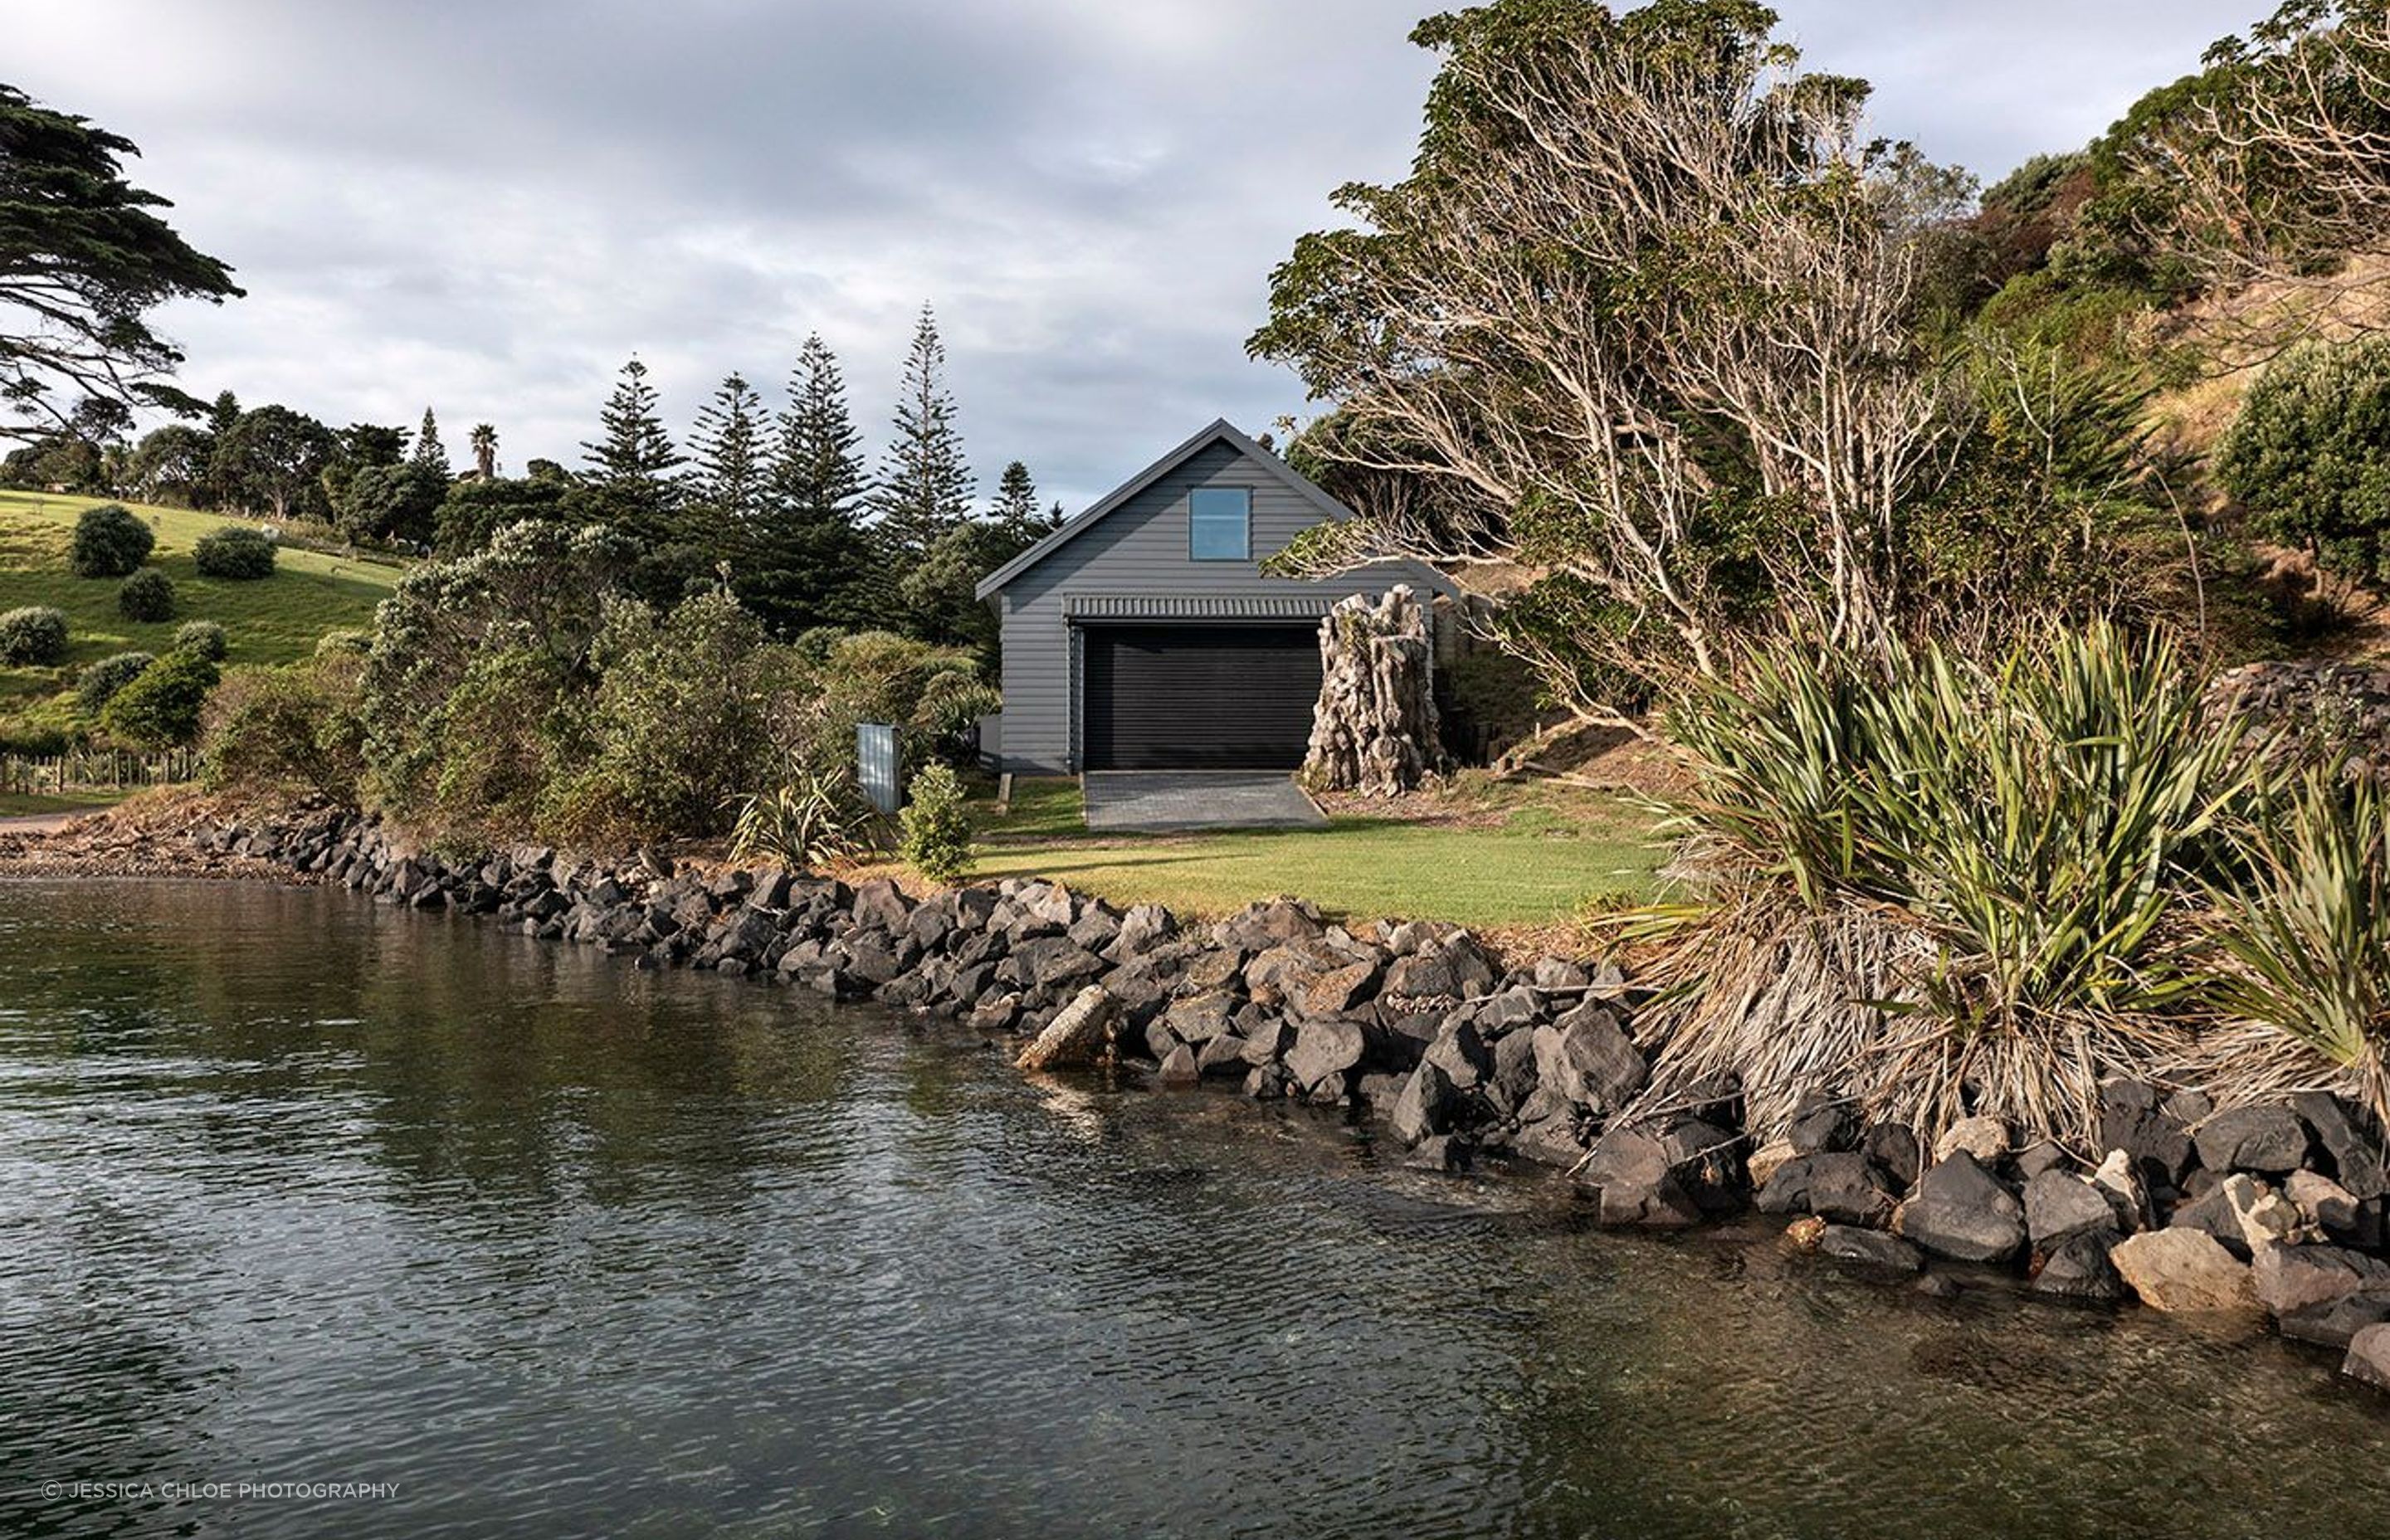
2100 1079 2203 1192
2110 1229 2259 1313
2342 1323 2390 1394
2194 1104 2313 1177
1787 1093 1861 1157
2290 1091 2390 1201
2025 1168 2126 1251
2032 1231 2126 1303
1295 958 1382 1018
2171 1172 2303 1260
1895 1153 2027 1265
850 876 915 933
1814 1224 1924 1273
1578 1127 1705 1228
1283 1018 1367 1094
1530 1003 1646 1114
2251 1243 2390 1318
1014 986 1120 1072
1381 933 1497 1004
1214 898 1326 953
1862 1123 1923 1192
1757 1152 1899 1228
2279 1291 2390 1351
1391 1060 1458 1147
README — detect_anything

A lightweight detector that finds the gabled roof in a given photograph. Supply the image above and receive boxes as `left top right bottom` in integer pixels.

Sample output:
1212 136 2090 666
973 417 1354 601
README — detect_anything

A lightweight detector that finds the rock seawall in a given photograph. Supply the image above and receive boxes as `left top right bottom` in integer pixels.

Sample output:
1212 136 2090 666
126 806 2390 1405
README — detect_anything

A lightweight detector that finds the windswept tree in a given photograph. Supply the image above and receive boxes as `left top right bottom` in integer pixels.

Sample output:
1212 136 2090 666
212 402 339 522
1249 0 1984 723
869 305 975 565
746 333 875 635
469 422 497 479
0 84 241 443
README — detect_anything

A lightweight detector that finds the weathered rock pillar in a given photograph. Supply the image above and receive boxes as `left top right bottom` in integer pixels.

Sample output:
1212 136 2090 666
1301 585 1450 797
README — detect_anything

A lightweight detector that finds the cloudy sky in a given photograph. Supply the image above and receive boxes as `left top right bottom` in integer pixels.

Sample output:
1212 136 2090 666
15 0 2258 509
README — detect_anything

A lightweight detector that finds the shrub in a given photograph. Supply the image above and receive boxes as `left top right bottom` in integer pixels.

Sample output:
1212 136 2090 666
173 620 228 661
315 629 369 659
100 651 220 748
728 766 874 873
2204 768 2390 1120
117 566 176 622
192 525 277 579
0 605 69 666
69 503 155 578
898 763 973 882
1623 621 2271 1149
200 659 366 802
76 651 156 715
2217 336 2390 588
544 591 787 841
773 629 997 783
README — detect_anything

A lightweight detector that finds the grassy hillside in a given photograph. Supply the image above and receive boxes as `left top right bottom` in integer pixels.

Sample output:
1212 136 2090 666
0 490 403 738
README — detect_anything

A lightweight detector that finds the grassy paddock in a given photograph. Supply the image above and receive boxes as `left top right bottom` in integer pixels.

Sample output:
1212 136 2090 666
969 776 1662 928
0 490 402 720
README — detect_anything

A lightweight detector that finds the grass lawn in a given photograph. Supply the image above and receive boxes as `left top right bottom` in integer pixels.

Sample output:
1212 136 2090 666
0 787 121 818
0 490 403 729
970 775 1666 929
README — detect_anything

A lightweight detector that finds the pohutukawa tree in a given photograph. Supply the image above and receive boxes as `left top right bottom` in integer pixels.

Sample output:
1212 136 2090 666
0 84 241 442
1248 0 1980 724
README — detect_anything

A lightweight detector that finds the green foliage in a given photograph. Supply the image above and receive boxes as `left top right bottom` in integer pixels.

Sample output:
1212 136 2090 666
333 460 449 547
773 628 997 784
100 649 218 748
192 525 277 579
868 306 973 563
746 333 876 637
728 765 874 873
200 655 366 802
0 85 240 438
899 762 974 882
211 405 338 522
546 590 787 841
0 604 68 665
75 651 154 714
173 619 227 661
69 502 155 577
2217 336 2390 587
2207 768 2390 1108
430 473 573 556
116 565 174 621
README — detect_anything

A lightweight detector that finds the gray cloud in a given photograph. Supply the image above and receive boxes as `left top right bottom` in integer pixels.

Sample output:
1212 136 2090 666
12 0 2260 509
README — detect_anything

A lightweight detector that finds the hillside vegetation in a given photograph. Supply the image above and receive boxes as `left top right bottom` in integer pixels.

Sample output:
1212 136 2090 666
0 490 401 745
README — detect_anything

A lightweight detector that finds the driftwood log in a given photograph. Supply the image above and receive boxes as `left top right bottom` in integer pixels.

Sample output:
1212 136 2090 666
1301 585 1450 797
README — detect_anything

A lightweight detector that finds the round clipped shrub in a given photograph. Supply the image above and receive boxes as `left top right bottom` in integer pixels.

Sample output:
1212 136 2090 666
2218 335 2390 587
173 619 228 661
70 503 156 578
193 526 276 580
0 605 70 666
100 651 219 748
77 651 156 714
118 566 176 622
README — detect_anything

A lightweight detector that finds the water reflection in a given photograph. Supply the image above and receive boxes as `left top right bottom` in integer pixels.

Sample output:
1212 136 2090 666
0 880 2382 1540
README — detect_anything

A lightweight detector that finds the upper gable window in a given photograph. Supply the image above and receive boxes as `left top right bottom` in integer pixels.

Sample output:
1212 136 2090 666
1189 486 1251 561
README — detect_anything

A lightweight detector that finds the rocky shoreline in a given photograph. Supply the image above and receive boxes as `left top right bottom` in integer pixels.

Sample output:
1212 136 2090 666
15 802 2390 1403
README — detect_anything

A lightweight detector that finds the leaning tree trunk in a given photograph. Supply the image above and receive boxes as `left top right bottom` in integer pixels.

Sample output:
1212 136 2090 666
1301 585 1451 797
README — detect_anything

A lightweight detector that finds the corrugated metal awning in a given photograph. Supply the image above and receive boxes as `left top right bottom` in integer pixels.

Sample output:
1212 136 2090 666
1064 594 1347 620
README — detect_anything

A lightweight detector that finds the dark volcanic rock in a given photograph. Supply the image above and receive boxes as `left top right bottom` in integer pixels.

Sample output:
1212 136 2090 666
1422 1018 1492 1090
1391 1061 1457 1147
2343 1324 2390 1394
2291 1092 2390 1201
1896 1153 2027 1265
1578 1127 1705 1228
1788 1093 1861 1156
1156 1043 1200 1084
2032 1231 2125 1302
2196 1104 2313 1177
1531 1003 1646 1115
1283 1019 1366 1093
2279 1291 2390 1351
1862 1122 1922 1193
1815 1225 1924 1273
2252 1244 2390 1317
1757 1153 1896 1228
2100 1079 2203 1192
2025 1169 2122 1250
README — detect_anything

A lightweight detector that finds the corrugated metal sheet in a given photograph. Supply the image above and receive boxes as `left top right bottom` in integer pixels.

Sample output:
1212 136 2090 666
1063 594 1344 619
856 723 900 815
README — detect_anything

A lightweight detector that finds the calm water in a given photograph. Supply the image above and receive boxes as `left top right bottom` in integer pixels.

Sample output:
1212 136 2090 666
2 880 2385 1540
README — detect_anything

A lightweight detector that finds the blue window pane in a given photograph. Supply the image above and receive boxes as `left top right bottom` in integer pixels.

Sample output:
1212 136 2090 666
1189 487 1250 561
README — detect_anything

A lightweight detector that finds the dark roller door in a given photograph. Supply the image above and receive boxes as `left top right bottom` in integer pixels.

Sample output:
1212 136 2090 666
1083 625 1322 769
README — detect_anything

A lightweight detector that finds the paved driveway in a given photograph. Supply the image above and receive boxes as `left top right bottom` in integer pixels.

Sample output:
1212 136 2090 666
1080 771 1327 833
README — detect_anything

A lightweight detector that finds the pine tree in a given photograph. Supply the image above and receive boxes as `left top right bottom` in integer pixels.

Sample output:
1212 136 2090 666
687 373 766 526
580 357 686 532
869 305 974 566
469 422 498 480
992 459 1040 532
411 407 449 475
743 334 875 636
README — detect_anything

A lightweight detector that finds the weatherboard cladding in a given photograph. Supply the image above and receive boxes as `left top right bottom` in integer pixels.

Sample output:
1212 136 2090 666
989 426 1446 773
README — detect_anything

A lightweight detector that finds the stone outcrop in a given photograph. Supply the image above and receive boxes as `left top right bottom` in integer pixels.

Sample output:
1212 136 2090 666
2110 1230 2260 1313
1300 585 1450 797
